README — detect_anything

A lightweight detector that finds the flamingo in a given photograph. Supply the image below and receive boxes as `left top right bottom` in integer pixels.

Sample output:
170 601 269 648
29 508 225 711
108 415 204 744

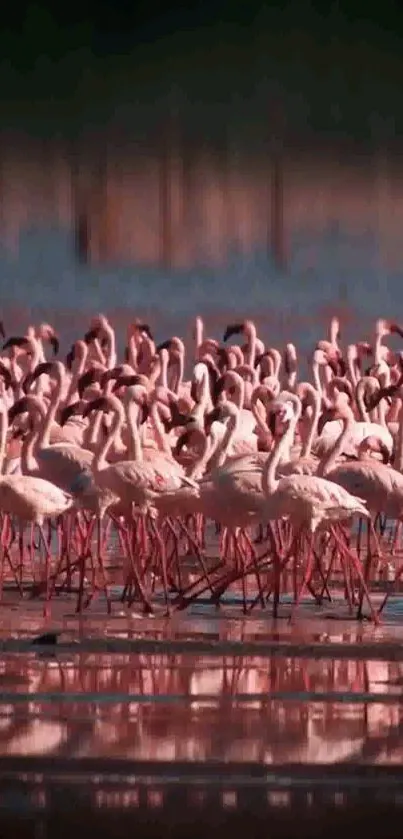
0 401 74 605
80 392 197 612
1 309 403 618
256 392 375 620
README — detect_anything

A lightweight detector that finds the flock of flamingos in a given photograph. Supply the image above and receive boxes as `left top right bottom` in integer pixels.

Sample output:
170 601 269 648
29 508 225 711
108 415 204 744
0 312 403 622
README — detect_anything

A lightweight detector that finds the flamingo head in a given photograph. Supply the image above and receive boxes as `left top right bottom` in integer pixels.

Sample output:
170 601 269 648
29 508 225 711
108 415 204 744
83 325 105 346
59 400 87 426
210 374 227 406
167 401 190 431
137 323 153 340
216 346 230 372
317 406 335 436
129 321 153 341
37 323 59 355
269 398 295 436
22 360 56 394
329 315 341 343
77 368 105 399
174 427 205 458
8 396 32 424
191 361 207 402
2 336 31 354
191 359 219 404
151 399 172 432
65 340 87 370
156 339 174 354
376 319 403 339
90 313 109 331
204 405 225 432
317 392 352 435
112 373 146 391
283 343 297 376
101 365 132 389
326 376 353 404
358 435 390 464
65 345 76 370
356 341 373 357
223 322 244 342
82 396 112 419
205 401 238 432
122 385 149 424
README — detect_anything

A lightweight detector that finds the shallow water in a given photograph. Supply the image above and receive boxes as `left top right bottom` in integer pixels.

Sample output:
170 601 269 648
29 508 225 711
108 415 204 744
0 590 402 767
0 648 402 764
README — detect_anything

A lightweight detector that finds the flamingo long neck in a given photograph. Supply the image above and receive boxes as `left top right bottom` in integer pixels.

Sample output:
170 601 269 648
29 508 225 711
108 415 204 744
251 401 269 439
267 348 282 380
188 427 220 479
127 334 138 369
277 391 301 465
35 339 46 364
26 329 45 365
89 377 115 447
88 336 106 366
93 403 125 471
388 390 401 424
82 408 104 452
300 386 321 459
246 324 257 367
250 387 273 444
38 366 64 448
209 409 240 469
284 344 298 390
262 410 300 496
172 344 185 394
89 407 106 448
226 372 244 410
329 318 339 349
22 405 45 476
178 346 185 392
124 399 143 462
228 346 244 369
104 323 117 370
28 341 44 395
346 346 360 388
355 378 371 422
64 344 88 406
10 352 24 399
311 358 324 398
22 426 40 475
192 367 212 424
317 410 355 477
149 401 171 456
195 317 204 360
374 330 384 366
377 388 388 430
159 350 169 389
138 336 155 375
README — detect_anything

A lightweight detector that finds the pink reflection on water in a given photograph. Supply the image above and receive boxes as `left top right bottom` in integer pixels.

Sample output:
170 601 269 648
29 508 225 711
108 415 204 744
0 649 401 764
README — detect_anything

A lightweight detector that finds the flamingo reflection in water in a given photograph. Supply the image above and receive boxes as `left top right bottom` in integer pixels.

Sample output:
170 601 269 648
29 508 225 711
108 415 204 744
0 646 401 764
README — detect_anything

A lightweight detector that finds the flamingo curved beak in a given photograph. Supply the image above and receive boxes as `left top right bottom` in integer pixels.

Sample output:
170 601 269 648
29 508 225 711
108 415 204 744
223 323 244 342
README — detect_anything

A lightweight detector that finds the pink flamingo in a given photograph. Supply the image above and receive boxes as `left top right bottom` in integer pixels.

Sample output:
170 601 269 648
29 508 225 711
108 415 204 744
257 393 375 620
0 401 74 608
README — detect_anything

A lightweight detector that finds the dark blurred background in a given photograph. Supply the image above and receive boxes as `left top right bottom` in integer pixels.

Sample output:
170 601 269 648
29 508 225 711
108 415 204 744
0 0 402 347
